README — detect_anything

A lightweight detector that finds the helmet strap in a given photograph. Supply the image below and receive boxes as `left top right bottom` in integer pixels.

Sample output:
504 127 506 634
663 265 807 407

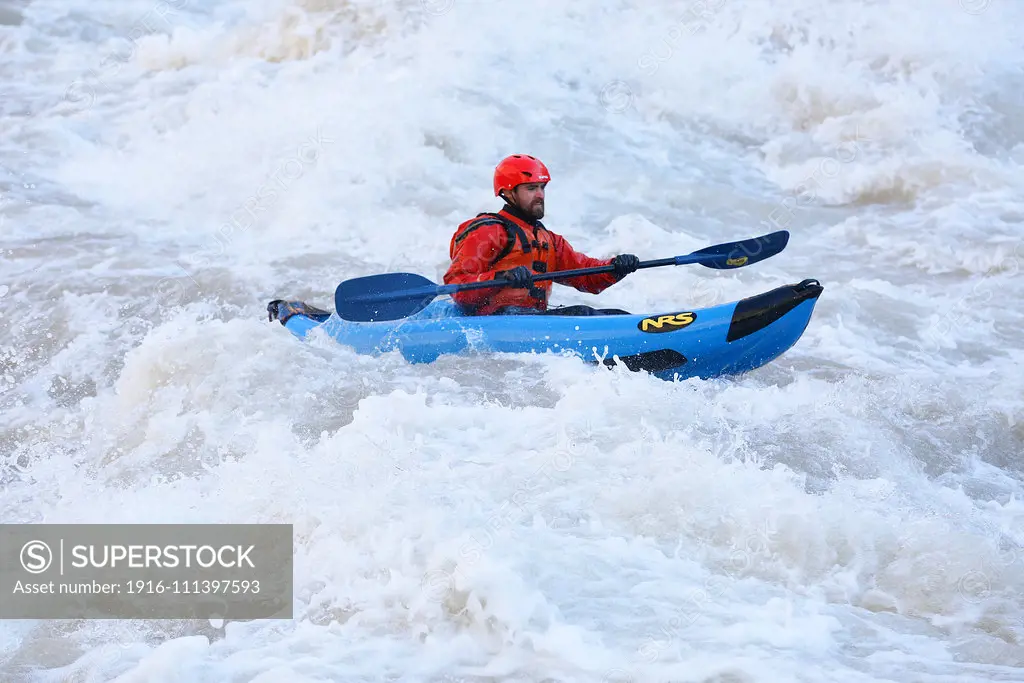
501 188 520 208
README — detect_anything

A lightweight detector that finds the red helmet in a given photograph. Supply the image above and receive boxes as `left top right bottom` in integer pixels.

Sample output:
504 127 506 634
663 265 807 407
493 154 550 196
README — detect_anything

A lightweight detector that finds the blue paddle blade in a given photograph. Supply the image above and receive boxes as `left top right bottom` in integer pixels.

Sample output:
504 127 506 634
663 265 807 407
687 230 789 269
335 272 440 322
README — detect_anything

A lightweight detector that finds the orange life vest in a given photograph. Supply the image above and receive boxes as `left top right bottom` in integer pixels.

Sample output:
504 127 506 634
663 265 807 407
447 208 560 312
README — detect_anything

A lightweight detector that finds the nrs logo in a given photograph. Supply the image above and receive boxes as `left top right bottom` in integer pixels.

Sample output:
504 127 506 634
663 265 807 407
638 312 696 333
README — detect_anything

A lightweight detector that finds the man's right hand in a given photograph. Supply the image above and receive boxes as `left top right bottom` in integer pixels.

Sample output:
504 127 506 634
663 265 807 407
497 265 533 288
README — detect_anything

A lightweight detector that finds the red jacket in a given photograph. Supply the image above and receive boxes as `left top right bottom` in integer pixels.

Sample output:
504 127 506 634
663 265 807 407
443 205 622 315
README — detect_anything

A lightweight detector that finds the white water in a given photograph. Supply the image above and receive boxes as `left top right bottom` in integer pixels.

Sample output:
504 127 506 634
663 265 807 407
2 0 1023 680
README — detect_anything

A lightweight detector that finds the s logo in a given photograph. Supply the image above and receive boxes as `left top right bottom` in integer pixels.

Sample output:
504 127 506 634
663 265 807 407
726 256 748 266
638 312 696 333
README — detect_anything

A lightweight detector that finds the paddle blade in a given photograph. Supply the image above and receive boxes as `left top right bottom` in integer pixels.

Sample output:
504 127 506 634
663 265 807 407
685 230 790 269
334 272 440 322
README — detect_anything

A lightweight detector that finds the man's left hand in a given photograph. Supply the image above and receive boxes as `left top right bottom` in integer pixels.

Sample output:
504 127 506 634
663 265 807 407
611 254 640 276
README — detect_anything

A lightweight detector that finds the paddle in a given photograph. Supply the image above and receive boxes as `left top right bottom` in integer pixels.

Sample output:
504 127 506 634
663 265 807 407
334 230 789 322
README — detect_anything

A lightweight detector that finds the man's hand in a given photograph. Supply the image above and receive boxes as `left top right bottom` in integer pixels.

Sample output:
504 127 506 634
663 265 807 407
611 254 640 276
497 265 533 288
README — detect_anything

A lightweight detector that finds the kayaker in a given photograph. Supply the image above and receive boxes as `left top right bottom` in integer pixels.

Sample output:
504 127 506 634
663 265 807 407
444 154 640 316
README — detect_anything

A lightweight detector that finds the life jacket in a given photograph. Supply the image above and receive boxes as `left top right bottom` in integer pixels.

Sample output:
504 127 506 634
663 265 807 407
448 207 560 312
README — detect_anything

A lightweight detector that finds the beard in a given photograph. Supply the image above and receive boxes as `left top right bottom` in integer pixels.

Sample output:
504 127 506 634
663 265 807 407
525 199 544 219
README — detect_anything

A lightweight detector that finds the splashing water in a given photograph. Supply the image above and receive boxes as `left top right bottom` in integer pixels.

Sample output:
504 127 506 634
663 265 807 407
2 0 1023 680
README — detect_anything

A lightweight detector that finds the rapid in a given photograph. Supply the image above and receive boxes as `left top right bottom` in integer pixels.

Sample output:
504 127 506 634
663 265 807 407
1 0 1023 680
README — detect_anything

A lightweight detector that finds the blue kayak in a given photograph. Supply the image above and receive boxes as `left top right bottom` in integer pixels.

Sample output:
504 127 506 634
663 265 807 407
270 278 823 381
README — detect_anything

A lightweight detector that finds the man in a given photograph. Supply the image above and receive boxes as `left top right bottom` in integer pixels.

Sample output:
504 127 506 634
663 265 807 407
443 154 640 316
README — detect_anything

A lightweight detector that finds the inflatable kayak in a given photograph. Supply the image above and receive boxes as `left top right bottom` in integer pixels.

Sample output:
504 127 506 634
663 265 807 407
269 278 823 381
